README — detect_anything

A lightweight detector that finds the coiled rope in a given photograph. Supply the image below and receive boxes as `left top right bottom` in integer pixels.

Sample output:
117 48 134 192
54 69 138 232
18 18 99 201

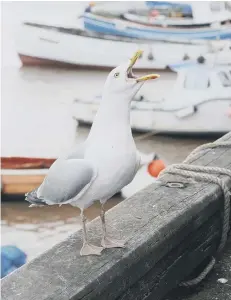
158 132 231 286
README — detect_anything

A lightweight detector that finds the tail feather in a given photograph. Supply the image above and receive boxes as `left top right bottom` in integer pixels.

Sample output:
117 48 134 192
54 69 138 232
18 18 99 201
25 188 47 207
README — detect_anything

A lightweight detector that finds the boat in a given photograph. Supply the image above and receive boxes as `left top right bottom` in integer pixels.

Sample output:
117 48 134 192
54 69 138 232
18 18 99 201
72 64 231 134
83 11 231 41
83 1 231 40
15 21 221 69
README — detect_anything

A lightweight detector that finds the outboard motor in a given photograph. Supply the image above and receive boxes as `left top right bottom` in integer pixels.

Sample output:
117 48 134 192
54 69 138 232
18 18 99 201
183 53 190 60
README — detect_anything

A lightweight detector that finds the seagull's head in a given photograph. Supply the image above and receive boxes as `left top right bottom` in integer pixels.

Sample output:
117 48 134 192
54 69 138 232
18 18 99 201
103 50 160 101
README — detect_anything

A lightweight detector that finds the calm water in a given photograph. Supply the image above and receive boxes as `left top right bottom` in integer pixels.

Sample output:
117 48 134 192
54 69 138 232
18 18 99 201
1 2 215 260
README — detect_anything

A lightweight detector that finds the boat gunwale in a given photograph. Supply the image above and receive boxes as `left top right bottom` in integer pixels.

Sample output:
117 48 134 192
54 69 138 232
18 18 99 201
84 13 231 34
1 157 56 170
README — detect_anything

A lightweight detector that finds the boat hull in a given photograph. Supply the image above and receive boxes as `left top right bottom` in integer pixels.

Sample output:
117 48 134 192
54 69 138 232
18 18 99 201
1 157 56 170
1 169 48 195
15 23 212 70
18 54 110 69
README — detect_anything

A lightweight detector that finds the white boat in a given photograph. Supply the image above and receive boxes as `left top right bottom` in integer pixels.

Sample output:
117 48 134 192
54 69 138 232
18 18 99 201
72 64 231 134
15 21 223 70
85 2 231 40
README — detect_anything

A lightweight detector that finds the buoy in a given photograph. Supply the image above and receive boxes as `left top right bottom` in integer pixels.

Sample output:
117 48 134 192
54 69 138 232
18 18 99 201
197 56 205 64
147 159 166 178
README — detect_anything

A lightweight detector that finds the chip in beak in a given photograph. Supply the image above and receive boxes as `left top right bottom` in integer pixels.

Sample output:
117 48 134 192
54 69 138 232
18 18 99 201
127 50 160 82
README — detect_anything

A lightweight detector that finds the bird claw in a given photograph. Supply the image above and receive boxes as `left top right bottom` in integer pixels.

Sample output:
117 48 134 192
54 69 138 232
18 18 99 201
80 242 103 256
29 204 44 208
101 236 126 249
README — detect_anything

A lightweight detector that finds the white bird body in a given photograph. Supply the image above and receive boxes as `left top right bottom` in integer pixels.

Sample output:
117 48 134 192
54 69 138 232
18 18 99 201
76 94 139 208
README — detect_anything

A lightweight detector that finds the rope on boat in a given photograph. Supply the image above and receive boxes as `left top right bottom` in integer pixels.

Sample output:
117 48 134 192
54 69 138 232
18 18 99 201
134 130 161 141
158 132 231 286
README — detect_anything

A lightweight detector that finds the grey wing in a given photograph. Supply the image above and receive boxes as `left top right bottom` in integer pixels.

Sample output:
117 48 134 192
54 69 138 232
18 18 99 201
37 158 96 205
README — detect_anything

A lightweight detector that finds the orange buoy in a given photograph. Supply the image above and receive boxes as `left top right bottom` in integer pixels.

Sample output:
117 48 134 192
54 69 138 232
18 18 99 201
147 159 166 178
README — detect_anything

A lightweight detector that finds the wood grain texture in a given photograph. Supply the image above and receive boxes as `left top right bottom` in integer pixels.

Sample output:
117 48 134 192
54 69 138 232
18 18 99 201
2 174 46 194
2 133 231 300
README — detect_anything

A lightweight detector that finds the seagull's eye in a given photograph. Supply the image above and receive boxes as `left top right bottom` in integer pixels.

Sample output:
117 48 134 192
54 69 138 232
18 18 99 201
114 72 120 78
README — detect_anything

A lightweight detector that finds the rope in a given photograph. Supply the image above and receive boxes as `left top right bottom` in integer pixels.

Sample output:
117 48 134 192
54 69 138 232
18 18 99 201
134 130 160 141
179 257 216 287
158 132 231 286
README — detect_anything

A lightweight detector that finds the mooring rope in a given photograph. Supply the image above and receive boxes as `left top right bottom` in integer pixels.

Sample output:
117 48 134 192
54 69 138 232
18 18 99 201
158 132 231 286
134 130 161 141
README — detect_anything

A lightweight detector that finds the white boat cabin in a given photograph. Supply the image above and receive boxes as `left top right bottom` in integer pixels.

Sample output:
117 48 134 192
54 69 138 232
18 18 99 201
189 1 231 25
128 64 231 133
171 65 231 105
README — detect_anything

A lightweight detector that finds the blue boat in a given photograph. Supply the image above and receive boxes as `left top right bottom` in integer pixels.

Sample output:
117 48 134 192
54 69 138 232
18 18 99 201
84 12 231 41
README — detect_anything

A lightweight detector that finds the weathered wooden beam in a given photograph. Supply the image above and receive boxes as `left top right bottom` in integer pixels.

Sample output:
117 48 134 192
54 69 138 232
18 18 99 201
2 133 231 300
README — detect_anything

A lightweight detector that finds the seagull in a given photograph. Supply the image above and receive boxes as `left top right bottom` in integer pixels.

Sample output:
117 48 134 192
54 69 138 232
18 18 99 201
25 50 160 256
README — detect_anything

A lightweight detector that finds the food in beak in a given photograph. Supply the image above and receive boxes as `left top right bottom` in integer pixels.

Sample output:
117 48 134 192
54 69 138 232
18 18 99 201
127 50 160 82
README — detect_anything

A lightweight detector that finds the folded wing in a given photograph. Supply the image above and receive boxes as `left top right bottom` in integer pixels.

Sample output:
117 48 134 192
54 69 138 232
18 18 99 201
38 158 95 204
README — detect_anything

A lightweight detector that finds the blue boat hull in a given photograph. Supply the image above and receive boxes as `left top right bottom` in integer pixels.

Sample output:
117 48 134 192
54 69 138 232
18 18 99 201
84 15 231 41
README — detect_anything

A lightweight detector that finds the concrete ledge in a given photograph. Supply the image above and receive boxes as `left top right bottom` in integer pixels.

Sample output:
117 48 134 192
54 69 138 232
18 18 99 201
2 133 231 300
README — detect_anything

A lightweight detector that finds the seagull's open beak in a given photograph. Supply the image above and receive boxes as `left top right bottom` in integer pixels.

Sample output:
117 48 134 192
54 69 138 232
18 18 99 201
136 74 160 82
127 50 160 82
